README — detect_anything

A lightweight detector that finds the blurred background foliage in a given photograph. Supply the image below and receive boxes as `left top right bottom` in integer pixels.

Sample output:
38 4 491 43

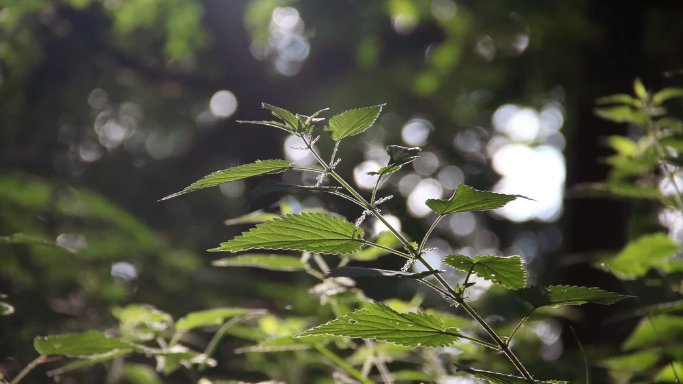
1 0 683 382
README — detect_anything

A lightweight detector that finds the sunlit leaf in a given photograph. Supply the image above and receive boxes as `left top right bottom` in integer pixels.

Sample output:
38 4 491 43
211 213 364 255
0 233 55 247
454 364 568 384
325 104 384 141
160 159 291 201
596 93 639 106
369 145 422 175
623 315 683 350
602 233 679 279
234 335 327 353
594 106 646 124
634 78 648 99
351 231 401 261
515 285 628 309
655 362 683 383
176 307 267 332
34 331 136 357
327 266 442 279
444 254 527 289
0 301 15 316
602 350 660 381
426 184 524 216
262 103 300 130
653 87 683 105
212 254 305 271
297 302 460 347
122 363 163 384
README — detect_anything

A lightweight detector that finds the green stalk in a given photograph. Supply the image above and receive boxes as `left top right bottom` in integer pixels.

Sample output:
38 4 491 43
314 344 373 384
418 215 444 254
360 240 411 259
200 316 244 371
10 356 47 384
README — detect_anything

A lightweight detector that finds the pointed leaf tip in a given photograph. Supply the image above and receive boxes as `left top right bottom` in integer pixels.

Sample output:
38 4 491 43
426 184 527 216
444 254 527 289
325 104 385 141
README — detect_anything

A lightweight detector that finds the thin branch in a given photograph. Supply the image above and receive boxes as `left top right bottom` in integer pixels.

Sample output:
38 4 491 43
10 356 47 384
360 240 411 259
418 215 444 254
506 309 535 346
314 344 373 384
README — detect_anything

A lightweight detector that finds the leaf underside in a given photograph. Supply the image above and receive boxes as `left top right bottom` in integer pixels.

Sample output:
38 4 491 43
297 302 460 347
211 212 364 255
426 184 523 215
515 285 629 309
212 254 305 271
160 159 291 201
455 364 568 384
327 266 442 279
326 104 384 141
443 254 527 289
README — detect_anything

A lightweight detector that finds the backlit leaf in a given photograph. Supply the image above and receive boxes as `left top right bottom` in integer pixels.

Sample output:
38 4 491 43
262 103 299 129
211 213 364 254
443 254 527 289
623 315 683 350
212 254 305 271
602 233 679 279
224 211 279 226
633 78 648 99
34 331 136 357
297 302 460 347
160 159 291 201
325 104 384 141
653 87 683 105
351 231 401 261
455 364 568 384
596 93 639 106
594 106 646 124
369 145 422 175
327 266 442 279
176 308 267 332
426 184 523 216
655 362 683 382
515 285 628 309
113 305 173 342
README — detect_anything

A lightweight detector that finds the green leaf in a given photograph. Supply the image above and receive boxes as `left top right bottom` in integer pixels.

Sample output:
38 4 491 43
515 285 629 309
224 211 279 226
603 350 660 380
113 305 173 342
236 119 292 133
655 362 683 383
455 364 568 384
634 78 648 99
212 254 305 271
234 335 327 353
594 106 646 124
122 363 163 384
653 87 683 105
325 104 384 141
596 93 639 106
623 315 683 350
262 103 300 130
160 159 291 201
46 350 130 377
211 212 364 255
351 231 401 261
443 254 527 289
0 233 55 247
602 233 679 279
34 331 136 357
176 307 267 332
297 302 460 347
426 184 523 216
369 145 422 175
327 266 442 279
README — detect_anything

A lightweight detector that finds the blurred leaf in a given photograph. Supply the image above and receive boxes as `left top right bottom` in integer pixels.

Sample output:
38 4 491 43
515 285 628 309
602 233 679 279
176 307 266 332
596 93 639 106
426 184 524 216
443 254 527 289
122 363 162 384
653 88 683 105
0 301 15 316
327 266 442 279
113 305 173 342
655 362 683 383
155 348 213 375
634 78 648 99
224 211 279 226
595 106 646 124
234 335 327 353
454 364 568 383
47 350 129 377
351 231 401 261
212 254 305 271
661 135 683 152
370 145 422 175
0 233 55 247
160 159 292 201
605 135 639 156
34 331 136 357
623 315 683 350
602 350 660 382
608 300 683 323
325 104 384 141
298 302 460 347
210 213 364 255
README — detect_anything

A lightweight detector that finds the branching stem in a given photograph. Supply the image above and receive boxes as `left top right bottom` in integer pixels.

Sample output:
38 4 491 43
10 355 47 384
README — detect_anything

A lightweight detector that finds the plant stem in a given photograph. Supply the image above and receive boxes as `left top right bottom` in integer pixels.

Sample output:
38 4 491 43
10 355 47 384
506 309 534 346
360 240 411 259
302 135 534 381
644 115 683 213
200 316 244 371
370 174 383 205
364 339 394 384
314 344 373 384
418 215 444 254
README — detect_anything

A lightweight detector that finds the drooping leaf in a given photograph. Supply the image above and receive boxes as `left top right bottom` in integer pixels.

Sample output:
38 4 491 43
454 364 567 384
211 212 364 255
327 266 442 279
369 145 422 175
212 254 305 271
351 231 401 261
34 331 136 357
160 159 292 201
297 302 460 347
325 104 384 141
653 87 683 105
602 233 679 279
426 184 524 216
515 285 629 309
176 307 267 332
443 254 527 289
623 315 683 350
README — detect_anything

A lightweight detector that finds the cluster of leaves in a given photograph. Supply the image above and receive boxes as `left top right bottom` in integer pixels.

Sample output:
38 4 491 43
9 103 631 383
590 80 683 383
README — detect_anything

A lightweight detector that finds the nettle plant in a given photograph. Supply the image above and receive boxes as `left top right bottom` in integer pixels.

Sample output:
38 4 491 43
591 80 683 383
18 103 630 384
